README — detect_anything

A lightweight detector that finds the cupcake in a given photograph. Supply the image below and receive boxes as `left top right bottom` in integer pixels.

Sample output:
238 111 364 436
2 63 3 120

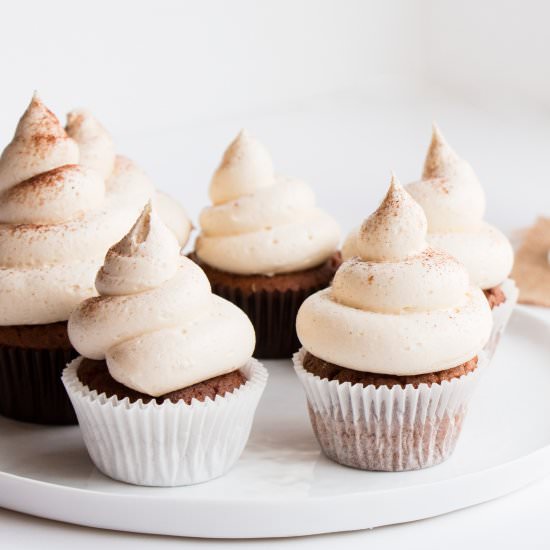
63 204 267 486
192 130 341 358
344 125 516 357
294 176 492 471
0 94 191 424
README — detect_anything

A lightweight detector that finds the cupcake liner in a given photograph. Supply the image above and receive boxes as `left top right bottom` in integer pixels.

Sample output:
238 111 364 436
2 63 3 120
484 278 518 360
0 345 78 425
210 283 326 359
62 358 268 486
293 348 487 471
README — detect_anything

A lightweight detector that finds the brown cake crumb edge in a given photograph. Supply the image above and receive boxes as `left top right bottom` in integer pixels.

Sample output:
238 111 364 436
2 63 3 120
188 251 342 294
483 285 506 309
0 321 72 350
302 352 478 389
77 358 247 405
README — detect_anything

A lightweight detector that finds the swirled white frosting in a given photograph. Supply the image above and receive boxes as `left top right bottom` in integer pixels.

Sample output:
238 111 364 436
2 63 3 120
69 205 255 396
404 125 513 289
66 109 116 179
66 109 192 246
196 130 340 275
297 176 492 375
0 96 79 193
344 128 513 289
0 94 191 326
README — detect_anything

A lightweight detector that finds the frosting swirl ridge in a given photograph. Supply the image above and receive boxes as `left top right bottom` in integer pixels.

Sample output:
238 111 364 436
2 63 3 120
196 130 340 275
0 164 104 225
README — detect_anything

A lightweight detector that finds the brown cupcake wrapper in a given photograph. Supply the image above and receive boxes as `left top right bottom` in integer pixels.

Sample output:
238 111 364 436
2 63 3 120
0 345 78 425
293 348 487 471
210 283 325 359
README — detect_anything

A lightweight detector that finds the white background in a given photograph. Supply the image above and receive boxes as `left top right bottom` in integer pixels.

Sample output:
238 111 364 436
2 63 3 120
1 0 550 547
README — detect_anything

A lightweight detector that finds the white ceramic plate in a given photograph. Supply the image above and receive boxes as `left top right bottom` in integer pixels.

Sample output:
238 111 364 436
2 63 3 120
0 307 549 539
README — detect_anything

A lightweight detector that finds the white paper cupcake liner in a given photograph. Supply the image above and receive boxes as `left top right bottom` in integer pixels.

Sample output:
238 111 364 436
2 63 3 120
293 348 488 471
484 278 518 360
62 357 268 487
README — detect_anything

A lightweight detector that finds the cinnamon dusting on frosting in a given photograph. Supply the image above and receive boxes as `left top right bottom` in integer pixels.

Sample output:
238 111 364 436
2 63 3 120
22 93 67 139
8 164 77 194
422 123 460 180
357 174 427 262
402 124 514 288
297 173 493 375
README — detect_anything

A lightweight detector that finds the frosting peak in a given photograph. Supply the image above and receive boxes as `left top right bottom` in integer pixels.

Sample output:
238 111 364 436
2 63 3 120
422 123 462 180
66 109 116 179
209 130 274 205
407 124 485 232
96 203 180 296
16 93 67 140
356 175 427 262
0 93 79 192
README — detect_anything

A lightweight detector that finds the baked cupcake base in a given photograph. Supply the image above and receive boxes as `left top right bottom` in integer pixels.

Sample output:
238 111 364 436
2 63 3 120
189 252 341 359
0 322 77 424
62 357 268 486
293 348 487 472
303 352 479 388
77 358 247 404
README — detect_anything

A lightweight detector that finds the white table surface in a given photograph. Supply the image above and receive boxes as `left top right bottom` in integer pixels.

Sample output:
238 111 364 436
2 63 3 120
1 82 550 548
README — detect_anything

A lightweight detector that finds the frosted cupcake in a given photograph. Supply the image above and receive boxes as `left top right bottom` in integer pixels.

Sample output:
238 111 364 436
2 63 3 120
0 94 191 424
192 130 341 358
294 176 492 471
63 204 267 486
